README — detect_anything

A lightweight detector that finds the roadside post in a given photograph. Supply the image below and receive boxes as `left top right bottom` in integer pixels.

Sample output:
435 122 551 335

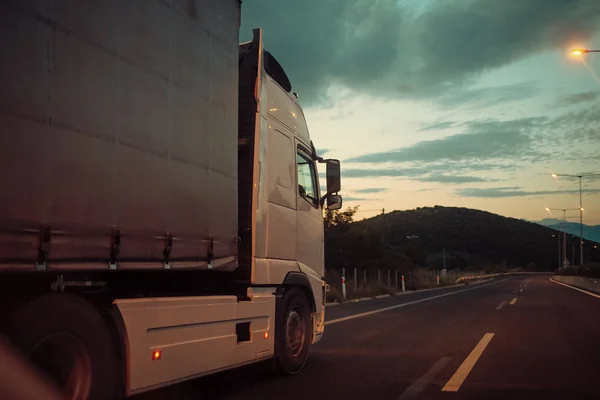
342 268 347 300
401 275 406 292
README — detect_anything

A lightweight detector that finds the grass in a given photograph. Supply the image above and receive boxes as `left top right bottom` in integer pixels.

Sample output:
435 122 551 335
325 268 463 303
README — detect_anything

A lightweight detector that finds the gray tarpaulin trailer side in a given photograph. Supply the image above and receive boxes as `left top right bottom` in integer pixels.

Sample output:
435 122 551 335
0 0 239 271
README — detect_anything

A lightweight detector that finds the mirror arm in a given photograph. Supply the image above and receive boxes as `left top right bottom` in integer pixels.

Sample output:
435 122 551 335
320 191 339 206
318 157 336 164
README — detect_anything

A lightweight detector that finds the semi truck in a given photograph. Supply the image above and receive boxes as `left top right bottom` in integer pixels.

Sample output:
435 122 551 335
0 1 342 399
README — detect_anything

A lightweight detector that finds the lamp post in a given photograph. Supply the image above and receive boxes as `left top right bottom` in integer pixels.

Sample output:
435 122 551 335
551 173 600 266
571 49 600 55
552 233 560 269
545 207 579 267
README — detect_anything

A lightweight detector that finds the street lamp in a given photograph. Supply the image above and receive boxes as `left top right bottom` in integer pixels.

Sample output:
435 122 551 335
572 48 600 55
545 207 579 268
551 172 600 266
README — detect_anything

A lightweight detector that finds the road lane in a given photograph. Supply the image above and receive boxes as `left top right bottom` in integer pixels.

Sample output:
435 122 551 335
135 276 600 400
424 276 600 399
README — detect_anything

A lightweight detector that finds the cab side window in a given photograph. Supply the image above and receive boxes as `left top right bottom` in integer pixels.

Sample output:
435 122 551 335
296 151 318 207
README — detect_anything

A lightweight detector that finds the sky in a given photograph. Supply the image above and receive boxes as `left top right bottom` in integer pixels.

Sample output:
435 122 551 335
241 0 600 225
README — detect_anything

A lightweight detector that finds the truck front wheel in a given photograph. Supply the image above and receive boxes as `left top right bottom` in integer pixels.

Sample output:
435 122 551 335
275 288 312 375
8 293 120 400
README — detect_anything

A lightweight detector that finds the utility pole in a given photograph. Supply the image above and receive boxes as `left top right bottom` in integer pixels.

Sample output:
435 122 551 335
554 233 560 269
562 211 567 268
579 177 583 266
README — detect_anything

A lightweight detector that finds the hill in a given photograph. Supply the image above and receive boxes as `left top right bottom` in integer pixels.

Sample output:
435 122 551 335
325 206 600 273
533 219 600 243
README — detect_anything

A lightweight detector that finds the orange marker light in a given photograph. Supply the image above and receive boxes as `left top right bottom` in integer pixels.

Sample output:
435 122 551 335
264 332 269 339
152 350 162 360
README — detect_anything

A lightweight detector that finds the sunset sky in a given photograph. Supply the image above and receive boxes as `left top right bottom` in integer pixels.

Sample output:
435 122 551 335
241 0 600 224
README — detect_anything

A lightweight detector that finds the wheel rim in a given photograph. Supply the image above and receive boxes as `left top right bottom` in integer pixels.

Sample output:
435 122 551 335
29 333 92 400
285 305 306 357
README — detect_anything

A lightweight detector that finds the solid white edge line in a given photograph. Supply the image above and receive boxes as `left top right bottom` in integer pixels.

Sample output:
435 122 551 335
550 278 600 299
325 279 509 326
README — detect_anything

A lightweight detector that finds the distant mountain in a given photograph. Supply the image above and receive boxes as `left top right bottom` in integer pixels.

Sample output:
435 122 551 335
325 206 600 273
533 219 600 243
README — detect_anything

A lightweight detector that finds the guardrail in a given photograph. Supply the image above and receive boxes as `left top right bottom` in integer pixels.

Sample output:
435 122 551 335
454 273 502 284
552 275 600 295
455 271 554 284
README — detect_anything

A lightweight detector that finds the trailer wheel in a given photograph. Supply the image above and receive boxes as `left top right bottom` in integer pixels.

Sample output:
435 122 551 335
8 293 119 400
275 288 312 375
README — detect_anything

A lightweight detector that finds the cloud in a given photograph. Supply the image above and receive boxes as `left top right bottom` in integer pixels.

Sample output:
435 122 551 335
436 81 540 108
344 196 374 202
456 187 600 198
556 91 600 107
547 105 600 142
419 121 456 131
241 0 600 104
354 188 387 194
347 116 548 164
342 162 508 180
343 167 430 178
317 148 331 156
418 175 493 184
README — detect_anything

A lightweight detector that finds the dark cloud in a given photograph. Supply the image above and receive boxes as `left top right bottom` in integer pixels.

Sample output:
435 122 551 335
346 117 548 164
418 175 493 184
418 121 456 131
544 104 600 143
241 0 600 104
344 196 374 202
343 167 430 178
456 187 600 198
436 81 540 108
342 162 508 180
354 188 387 194
556 91 600 107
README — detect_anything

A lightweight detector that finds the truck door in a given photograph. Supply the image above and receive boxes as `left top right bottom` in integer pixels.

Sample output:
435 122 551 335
295 146 324 277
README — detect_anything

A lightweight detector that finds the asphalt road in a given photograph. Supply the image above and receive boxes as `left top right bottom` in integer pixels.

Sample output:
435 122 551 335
136 276 600 400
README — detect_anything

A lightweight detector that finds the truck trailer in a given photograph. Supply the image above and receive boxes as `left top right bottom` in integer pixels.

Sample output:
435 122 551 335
0 1 342 399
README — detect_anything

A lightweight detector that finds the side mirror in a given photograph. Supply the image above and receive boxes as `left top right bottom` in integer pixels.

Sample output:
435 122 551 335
326 194 342 211
326 159 341 194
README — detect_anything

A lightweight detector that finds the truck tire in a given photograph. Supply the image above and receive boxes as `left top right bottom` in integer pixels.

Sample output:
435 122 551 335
8 293 119 400
275 288 312 375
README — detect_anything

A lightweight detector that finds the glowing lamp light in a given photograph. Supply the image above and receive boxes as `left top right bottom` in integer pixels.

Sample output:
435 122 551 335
152 350 162 360
264 332 269 339
572 49 583 56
